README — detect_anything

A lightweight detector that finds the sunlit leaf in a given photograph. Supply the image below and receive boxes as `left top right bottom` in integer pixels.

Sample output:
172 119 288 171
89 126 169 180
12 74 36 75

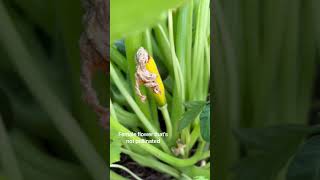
111 0 186 42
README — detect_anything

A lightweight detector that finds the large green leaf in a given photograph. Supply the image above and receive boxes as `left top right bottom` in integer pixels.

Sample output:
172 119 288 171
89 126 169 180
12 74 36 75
178 101 206 131
286 135 320 180
232 125 317 180
110 0 186 42
200 104 210 142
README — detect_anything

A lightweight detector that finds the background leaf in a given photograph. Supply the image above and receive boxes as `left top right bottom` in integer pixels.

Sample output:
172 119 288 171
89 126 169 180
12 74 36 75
178 101 206 131
232 125 315 180
110 0 186 42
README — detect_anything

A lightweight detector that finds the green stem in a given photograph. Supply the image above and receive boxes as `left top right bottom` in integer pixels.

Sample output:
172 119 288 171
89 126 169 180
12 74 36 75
190 0 210 101
110 164 143 180
168 10 186 143
121 148 180 178
187 124 200 152
113 103 140 129
111 116 205 168
181 174 193 180
200 150 210 160
154 24 173 74
111 63 171 154
159 104 173 142
168 10 185 102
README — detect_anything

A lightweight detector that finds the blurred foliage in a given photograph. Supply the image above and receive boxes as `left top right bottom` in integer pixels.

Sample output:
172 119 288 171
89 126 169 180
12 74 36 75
0 0 107 179
110 0 186 42
214 0 320 180
287 135 320 180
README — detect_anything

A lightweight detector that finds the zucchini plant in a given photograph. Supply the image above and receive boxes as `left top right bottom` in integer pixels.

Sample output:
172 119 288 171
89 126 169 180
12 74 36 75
110 0 211 179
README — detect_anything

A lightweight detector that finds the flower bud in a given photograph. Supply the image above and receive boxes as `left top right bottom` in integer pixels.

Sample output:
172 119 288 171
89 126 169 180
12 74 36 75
135 47 166 107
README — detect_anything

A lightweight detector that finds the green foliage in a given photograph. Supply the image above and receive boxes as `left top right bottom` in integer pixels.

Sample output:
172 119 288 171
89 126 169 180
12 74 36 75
110 0 210 178
110 140 122 165
0 0 107 180
179 101 206 131
214 0 319 179
232 125 317 180
110 0 186 42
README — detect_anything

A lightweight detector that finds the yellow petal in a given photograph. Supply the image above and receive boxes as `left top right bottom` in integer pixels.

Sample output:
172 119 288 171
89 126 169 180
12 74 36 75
145 56 166 107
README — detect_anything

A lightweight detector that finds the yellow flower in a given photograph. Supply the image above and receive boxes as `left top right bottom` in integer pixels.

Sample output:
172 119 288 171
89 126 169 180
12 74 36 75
135 47 166 107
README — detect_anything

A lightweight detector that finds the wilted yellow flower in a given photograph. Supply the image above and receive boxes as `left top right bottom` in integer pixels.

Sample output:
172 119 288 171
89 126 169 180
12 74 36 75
135 47 166 107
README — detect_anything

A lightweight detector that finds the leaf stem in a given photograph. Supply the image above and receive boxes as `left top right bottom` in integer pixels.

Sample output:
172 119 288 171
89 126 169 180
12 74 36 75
159 104 173 141
121 148 180 178
111 116 205 168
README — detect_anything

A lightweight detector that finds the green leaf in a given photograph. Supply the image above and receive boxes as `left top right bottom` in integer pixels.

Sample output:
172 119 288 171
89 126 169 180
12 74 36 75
200 104 210 142
179 101 206 131
232 124 315 180
110 0 185 42
286 135 320 180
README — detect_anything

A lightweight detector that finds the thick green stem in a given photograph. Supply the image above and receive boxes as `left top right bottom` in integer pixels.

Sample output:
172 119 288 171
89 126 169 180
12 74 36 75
187 124 200 152
121 148 180 178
